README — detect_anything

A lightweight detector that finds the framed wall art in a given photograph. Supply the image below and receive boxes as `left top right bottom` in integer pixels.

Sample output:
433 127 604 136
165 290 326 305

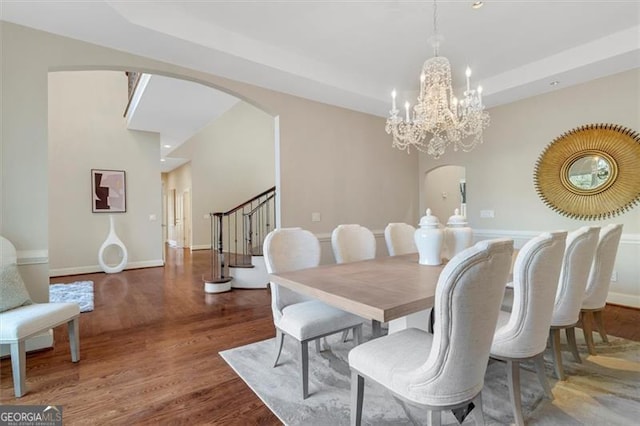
91 169 126 213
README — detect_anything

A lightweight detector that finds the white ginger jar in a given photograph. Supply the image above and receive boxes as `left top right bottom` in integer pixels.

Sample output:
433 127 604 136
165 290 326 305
414 209 444 266
444 208 473 261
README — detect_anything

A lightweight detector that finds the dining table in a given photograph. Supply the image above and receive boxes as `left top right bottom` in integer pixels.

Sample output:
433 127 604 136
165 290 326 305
269 253 444 337
269 249 517 338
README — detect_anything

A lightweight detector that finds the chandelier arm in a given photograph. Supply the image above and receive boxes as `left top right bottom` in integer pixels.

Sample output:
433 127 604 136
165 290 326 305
386 0 490 159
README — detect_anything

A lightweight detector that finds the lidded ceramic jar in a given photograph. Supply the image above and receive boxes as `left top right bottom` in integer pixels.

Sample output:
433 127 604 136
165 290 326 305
444 208 473 260
414 209 444 266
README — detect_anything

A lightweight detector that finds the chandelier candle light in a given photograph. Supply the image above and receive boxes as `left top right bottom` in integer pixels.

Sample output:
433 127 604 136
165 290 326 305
386 0 490 158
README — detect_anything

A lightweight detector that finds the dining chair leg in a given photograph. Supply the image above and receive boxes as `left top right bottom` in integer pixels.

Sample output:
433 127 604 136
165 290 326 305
470 393 485 426
10 341 26 397
507 360 525 426
593 310 609 343
342 330 350 342
427 410 442 426
301 340 309 399
565 327 582 363
315 339 322 353
372 320 382 338
580 311 597 355
534 353 554 400
353 325 362 346
273 329 285 367
350 371 364 426
549 329 565 380
68 317 80 362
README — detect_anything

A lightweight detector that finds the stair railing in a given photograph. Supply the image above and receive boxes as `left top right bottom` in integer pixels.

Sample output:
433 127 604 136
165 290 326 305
206 186 276 283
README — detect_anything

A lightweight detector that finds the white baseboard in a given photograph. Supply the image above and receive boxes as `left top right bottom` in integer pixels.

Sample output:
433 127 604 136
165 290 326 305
607 292 640 309
191 244 211 251
50 259 164 277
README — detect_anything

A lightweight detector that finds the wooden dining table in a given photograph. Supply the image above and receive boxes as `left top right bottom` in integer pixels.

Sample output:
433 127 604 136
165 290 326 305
269 253 445 337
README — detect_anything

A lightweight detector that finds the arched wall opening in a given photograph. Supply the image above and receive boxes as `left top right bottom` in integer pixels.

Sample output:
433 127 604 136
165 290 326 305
422 165 466 224
47 67 280 276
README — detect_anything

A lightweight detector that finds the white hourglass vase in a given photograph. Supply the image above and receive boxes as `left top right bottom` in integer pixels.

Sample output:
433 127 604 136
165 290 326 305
414 209 444 266
98 215 128 274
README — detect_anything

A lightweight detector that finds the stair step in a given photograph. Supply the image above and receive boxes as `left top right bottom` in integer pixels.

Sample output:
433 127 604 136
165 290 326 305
229 263 254 269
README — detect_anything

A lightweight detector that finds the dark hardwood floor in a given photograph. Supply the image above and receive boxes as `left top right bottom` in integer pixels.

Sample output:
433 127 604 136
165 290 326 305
1 248 280 425
1 246 638 424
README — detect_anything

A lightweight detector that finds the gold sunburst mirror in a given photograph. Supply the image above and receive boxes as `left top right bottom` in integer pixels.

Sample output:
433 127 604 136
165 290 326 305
534 123 640 220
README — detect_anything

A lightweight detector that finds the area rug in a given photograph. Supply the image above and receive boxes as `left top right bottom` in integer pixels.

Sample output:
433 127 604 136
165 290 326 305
220 328 640 425
49 281 94 313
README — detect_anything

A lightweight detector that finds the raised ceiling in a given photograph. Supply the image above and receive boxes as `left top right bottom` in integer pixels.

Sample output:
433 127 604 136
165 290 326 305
2 1 638 117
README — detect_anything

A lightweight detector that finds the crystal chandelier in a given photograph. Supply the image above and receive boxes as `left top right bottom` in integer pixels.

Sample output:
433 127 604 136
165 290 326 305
385 0 490 158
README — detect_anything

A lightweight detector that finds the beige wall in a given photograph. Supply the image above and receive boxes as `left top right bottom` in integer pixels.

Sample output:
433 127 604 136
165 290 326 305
419 69 640 307
48 71 163 276
1 23 417 297
170 101 275 249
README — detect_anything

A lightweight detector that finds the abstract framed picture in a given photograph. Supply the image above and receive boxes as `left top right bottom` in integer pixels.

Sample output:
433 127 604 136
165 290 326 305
91 169 126 213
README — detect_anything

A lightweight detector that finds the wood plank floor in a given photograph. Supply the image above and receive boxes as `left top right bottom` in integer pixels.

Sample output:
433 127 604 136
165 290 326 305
1 248 280 425
1 247 638 424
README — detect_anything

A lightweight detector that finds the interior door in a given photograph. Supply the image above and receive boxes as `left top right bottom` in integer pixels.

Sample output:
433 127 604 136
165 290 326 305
182 189 191 249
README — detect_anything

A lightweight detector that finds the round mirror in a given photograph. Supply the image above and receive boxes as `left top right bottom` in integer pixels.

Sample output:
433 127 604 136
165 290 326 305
568 156 610 190
565 151 615 192
534 124 640 220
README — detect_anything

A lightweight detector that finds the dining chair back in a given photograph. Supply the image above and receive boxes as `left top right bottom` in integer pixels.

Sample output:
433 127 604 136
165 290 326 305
264 228 364 399
490 231 567 425
349 238 514 425
384 223 417 256
331 224 376 264
549 226 599 380
580 223 623 354
264 227 319 321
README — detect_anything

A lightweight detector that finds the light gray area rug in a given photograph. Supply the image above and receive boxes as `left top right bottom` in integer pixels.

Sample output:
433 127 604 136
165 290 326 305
49 281 94 313
220 328 640 425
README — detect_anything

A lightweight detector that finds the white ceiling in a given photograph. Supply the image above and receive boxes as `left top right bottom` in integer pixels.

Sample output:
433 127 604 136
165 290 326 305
2 1 639 170
126 74 239 172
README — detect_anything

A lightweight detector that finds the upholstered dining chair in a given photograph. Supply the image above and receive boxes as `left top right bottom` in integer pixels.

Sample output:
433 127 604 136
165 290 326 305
490 231 567 426
331 224 377 338
0 236 80 397
580 224 623 355
549 226 599 380
263 228 364 399
349 239 514 426
384 223 417 256
331 224 376 263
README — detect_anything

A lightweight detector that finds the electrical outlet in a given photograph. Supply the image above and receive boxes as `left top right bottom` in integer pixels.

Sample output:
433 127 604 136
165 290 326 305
480 210 494 218
311 212 321 222
611 271 617 282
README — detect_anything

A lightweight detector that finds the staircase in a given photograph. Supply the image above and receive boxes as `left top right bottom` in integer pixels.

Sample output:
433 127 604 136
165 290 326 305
204 187 275 293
